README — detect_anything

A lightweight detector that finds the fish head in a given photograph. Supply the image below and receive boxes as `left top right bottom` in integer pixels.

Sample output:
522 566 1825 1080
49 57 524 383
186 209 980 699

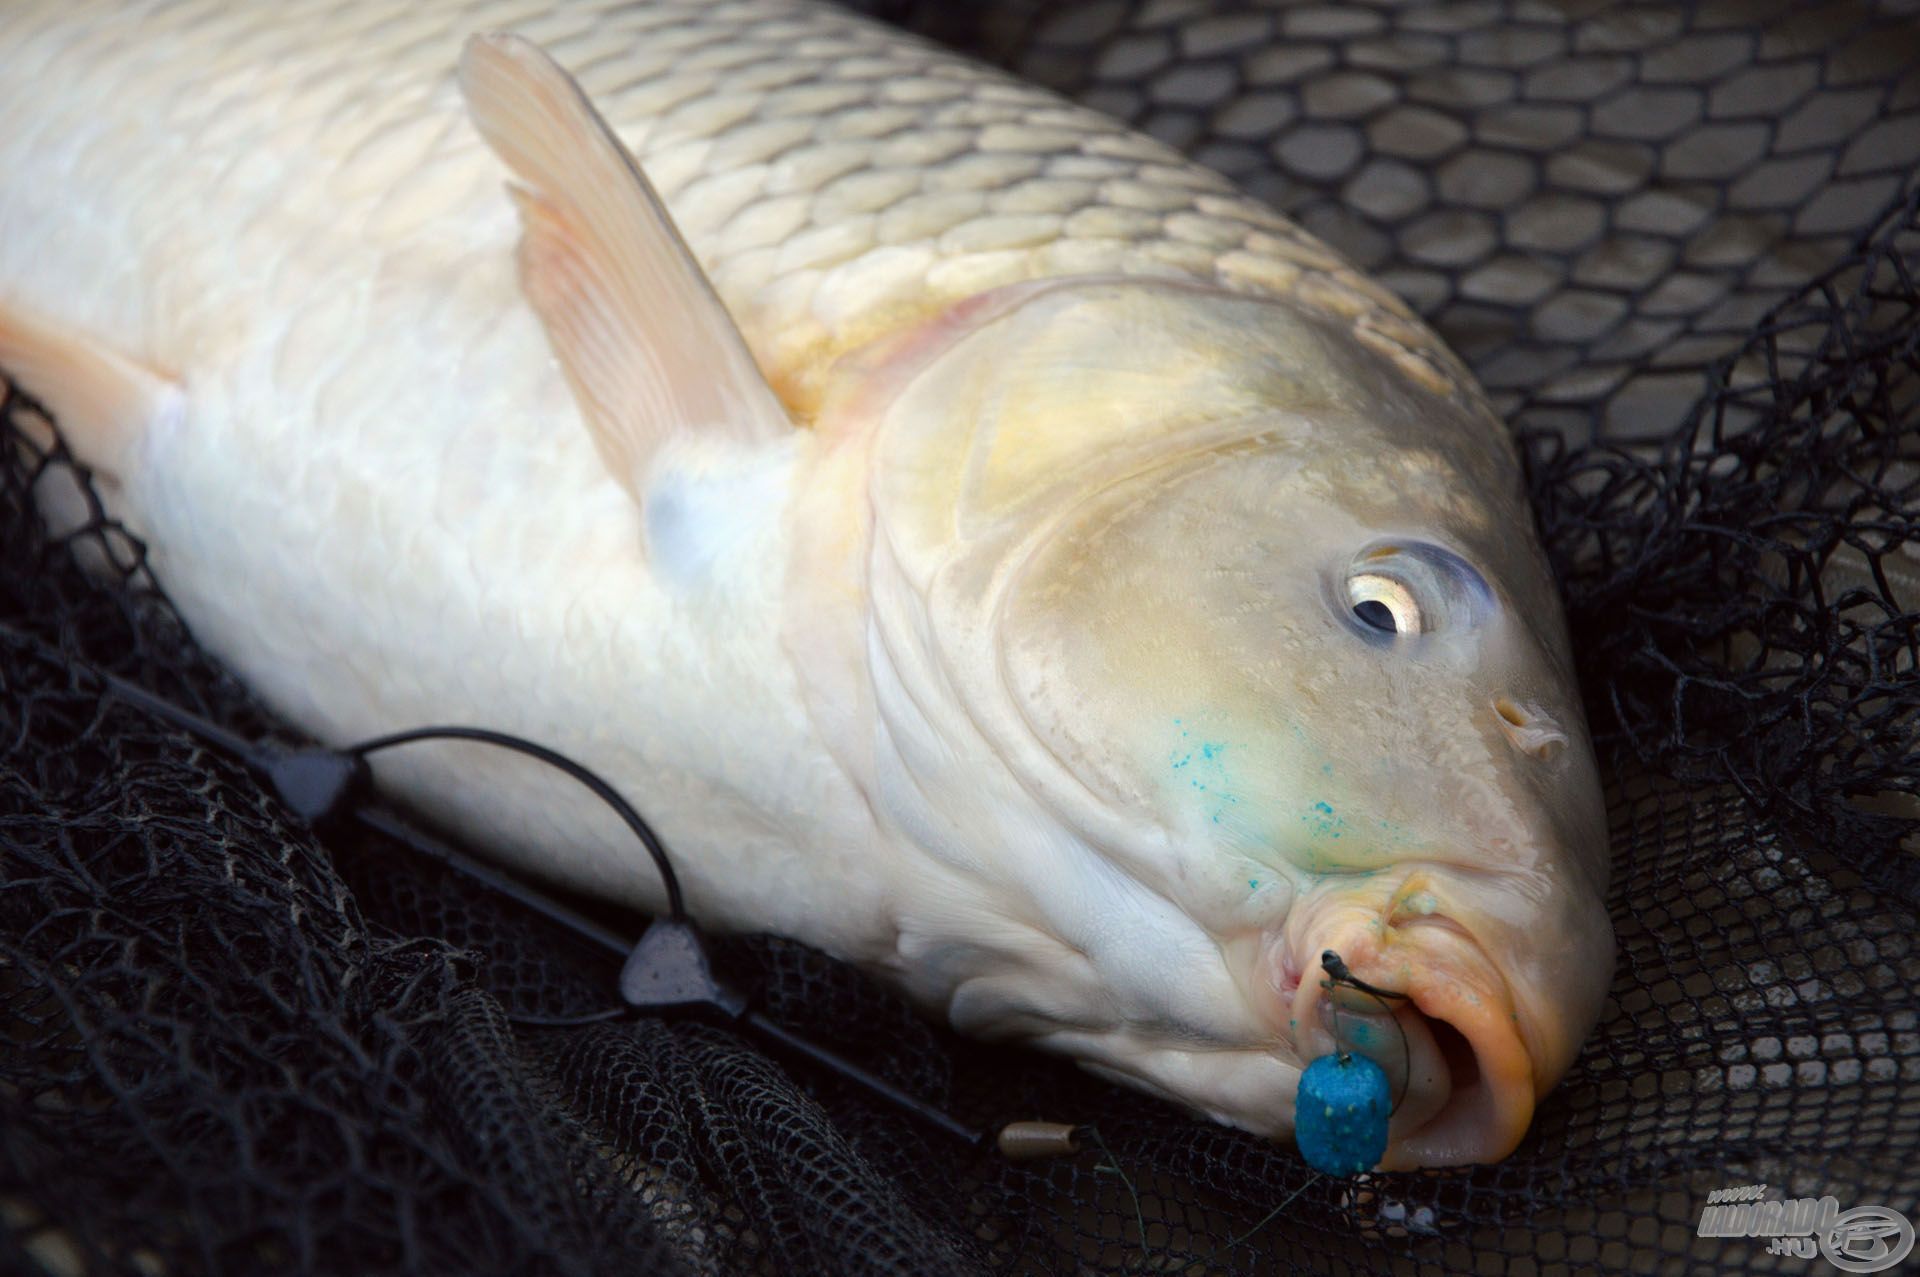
826 276 1611 1168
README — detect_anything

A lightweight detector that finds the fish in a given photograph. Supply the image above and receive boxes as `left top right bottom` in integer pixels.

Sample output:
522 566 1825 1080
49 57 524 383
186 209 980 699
0 0 1613 1169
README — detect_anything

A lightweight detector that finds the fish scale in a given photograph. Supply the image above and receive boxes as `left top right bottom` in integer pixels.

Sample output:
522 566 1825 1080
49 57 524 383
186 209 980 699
0 0 1466 418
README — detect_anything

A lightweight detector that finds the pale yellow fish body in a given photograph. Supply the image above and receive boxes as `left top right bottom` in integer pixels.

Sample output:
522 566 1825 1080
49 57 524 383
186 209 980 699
0 0 1612 1169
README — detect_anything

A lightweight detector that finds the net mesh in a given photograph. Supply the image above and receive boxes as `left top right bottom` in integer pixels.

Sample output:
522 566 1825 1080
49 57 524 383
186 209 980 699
4 2 1918 1274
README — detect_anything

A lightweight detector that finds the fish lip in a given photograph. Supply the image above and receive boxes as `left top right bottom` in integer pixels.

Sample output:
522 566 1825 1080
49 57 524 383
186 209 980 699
1282 900 1538 1169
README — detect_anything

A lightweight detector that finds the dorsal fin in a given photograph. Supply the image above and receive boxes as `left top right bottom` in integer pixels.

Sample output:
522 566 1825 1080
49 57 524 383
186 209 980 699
458 33 791 499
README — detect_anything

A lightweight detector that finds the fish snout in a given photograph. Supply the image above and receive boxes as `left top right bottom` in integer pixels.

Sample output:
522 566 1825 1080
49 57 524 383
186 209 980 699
1268 878 1539 1169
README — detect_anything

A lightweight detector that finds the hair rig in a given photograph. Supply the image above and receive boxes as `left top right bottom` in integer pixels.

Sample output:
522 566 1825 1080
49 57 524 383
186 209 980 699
1295 949 1412 1176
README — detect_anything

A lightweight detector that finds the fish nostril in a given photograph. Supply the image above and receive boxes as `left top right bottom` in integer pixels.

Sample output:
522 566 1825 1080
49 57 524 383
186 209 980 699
1491 697 1567 762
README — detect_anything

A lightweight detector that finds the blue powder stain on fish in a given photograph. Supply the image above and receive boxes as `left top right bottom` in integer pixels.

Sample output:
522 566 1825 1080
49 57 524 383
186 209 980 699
1170 719 1238 824
1303 799 1348 839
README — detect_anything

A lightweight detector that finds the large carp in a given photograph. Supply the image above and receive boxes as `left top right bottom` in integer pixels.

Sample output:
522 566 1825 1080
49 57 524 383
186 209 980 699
0 0 1613 1168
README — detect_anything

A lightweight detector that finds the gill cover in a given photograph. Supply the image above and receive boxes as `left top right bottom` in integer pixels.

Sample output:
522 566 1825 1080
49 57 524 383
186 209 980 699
867 275 1539 884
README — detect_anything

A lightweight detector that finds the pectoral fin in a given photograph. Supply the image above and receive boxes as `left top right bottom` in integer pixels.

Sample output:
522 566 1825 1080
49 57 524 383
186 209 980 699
0 302 183 484
458 33 791 501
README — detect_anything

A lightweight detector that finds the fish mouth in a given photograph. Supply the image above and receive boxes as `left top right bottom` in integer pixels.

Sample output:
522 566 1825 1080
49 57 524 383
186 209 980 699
1277 903 1536 1170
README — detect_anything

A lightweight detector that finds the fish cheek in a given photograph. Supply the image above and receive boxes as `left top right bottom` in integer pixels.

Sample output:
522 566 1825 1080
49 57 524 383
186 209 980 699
994 462 1367 860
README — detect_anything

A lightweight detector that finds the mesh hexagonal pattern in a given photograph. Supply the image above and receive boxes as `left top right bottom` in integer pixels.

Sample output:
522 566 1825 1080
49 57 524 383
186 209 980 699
4 2 1918 1275
869 0 1920 445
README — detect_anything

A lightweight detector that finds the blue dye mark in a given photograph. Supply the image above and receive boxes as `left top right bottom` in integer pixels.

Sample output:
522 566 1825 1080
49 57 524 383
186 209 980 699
1170 718 1238 826
1302 799 1348 840
1249 878 1260 890
1370 815 1417 848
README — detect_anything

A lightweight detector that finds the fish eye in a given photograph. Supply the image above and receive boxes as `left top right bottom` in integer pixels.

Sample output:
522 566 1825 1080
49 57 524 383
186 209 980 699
1341 543 1490 640
1348 573 1423 634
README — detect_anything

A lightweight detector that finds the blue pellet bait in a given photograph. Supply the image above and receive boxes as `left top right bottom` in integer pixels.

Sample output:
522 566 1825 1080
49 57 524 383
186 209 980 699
1295 1052 1390 1176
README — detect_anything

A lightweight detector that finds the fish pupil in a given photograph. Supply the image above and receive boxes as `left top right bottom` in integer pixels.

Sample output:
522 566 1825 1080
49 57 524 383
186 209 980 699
1353 599 1397 632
